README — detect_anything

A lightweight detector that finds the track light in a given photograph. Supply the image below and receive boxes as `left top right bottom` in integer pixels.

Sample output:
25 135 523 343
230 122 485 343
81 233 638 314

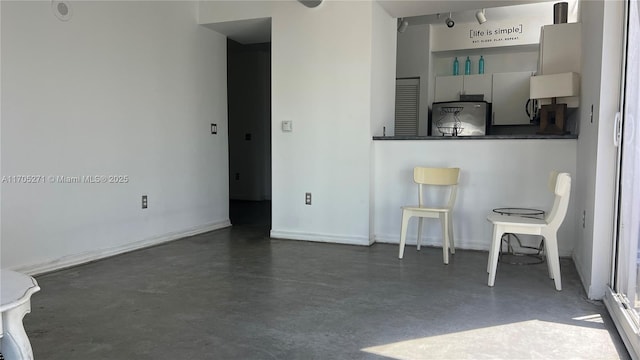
476 9 487 24
397 17 409 33
298 0 322 8
445 12 455 28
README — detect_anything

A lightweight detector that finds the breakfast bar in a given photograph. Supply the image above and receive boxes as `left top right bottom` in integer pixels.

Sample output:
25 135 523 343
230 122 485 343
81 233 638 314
371 136 578 257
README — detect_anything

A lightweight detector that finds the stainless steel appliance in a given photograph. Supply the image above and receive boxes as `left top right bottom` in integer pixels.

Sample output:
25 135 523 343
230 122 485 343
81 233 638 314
430 101 490 136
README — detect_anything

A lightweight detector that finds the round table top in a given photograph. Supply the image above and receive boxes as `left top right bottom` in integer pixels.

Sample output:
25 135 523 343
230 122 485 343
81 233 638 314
0 269 40 312
492 207 545 218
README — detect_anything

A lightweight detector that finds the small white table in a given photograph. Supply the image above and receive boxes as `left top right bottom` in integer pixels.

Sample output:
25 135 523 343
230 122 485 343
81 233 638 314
1 270 40 360
492 207 546 265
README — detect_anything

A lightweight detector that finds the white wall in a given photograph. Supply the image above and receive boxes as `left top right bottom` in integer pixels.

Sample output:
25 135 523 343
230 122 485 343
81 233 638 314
371 1 398 139
572 0 625 299
200 1 397 246
0 1 3 270
270 1 373 244
1 1 230 273
373 139 578 256
396 24 429 136
431 50 538 77
370 1 397 242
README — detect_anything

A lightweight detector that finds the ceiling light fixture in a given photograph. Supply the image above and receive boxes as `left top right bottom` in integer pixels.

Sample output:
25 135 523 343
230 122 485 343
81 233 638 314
476 9 487 24
51 0 72 21
298 0 322 8
397 18 409 33
445 12 455 28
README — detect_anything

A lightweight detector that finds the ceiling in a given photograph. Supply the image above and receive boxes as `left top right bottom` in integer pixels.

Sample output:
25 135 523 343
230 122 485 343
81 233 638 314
405 1 574 26
376 0 557 19
201 0 570 45
203 17 272 45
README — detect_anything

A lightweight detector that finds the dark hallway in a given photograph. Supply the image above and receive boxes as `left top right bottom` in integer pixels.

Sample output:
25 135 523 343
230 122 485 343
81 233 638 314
229 199 271 227
227 39 272 230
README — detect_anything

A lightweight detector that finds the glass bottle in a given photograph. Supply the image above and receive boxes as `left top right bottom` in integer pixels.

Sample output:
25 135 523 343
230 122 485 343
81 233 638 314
479 56 485 74
465 56 471 75
453 57 459 76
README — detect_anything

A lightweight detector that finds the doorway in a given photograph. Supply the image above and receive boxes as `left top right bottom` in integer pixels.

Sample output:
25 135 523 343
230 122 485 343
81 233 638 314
227 39 272 227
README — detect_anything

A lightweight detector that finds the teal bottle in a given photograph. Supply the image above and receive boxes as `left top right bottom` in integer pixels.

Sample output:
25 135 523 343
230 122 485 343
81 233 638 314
453 57 459 75
464 56 471 75
479 56 485 74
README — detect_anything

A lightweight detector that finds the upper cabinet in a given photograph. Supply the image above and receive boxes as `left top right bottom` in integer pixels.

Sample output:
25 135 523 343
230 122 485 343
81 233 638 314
434 76 463 103
537 23 581 108
539 23 581 75
463 75 493 103
434 71 532 125
434 74 492 103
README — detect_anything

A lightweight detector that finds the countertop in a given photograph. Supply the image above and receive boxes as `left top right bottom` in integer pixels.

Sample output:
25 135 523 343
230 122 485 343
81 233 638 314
372 134 578 140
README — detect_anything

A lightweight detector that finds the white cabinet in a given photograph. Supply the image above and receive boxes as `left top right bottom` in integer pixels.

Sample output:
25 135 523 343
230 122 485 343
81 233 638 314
492 71 533 125
538 23 581 108
434 74 492 103
434 72 532 125
539 23 581 75
463 75 493 102
434 76 463 103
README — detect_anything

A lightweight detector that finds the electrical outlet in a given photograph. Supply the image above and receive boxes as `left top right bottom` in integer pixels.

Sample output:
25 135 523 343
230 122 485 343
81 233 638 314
142 195 148 209
211 123 217 134
305 192 312 205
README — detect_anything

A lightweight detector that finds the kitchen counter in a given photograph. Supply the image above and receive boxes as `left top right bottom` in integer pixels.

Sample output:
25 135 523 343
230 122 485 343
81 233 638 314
373 134 578 140
372 137 578 256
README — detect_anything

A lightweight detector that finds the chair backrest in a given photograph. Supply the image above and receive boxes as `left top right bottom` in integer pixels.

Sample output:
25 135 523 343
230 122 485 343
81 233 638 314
545 172 572 230
414 167 460 208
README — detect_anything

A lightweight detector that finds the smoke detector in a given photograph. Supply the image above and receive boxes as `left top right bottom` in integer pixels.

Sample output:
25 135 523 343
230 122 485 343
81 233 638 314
52 1 72 21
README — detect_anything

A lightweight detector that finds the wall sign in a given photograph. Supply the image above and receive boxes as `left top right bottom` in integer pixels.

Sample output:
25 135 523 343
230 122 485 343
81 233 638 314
431 19 548 52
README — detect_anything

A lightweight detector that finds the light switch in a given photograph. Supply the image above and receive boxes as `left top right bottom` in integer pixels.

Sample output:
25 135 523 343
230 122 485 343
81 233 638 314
282 121 293 132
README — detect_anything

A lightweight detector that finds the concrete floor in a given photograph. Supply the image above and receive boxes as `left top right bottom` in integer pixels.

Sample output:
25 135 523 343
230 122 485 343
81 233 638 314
25 224 628 359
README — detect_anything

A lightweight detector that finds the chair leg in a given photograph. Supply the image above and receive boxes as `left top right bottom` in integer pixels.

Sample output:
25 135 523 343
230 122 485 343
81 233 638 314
545 240 553 279
543 232 562 291
399 211 411 259
417 217 424 251
488 225 503 287
487 242 492 274
440 213 449 264
448 211 455 254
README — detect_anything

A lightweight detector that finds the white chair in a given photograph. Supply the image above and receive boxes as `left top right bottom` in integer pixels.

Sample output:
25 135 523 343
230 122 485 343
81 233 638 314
486 172 571 290
399 167 460 264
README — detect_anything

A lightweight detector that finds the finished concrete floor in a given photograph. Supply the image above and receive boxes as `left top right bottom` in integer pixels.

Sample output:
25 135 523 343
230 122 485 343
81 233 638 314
25 224 628 359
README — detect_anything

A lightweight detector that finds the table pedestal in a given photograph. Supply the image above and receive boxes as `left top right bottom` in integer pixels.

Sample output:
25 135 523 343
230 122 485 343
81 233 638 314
492 207 546 265
1 270 40 360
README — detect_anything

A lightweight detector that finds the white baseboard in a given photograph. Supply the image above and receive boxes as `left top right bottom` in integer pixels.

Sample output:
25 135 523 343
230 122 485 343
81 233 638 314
14 219 231 276
374 234 573 256
270 229 370 246
374 234 488 252
572 253 591 295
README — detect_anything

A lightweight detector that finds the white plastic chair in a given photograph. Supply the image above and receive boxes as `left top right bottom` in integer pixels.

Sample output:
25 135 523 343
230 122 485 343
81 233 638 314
486 171 571 290
399 167 460 264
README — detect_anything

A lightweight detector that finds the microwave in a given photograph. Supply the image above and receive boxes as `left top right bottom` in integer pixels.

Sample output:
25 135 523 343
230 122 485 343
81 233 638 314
430 101 491 136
